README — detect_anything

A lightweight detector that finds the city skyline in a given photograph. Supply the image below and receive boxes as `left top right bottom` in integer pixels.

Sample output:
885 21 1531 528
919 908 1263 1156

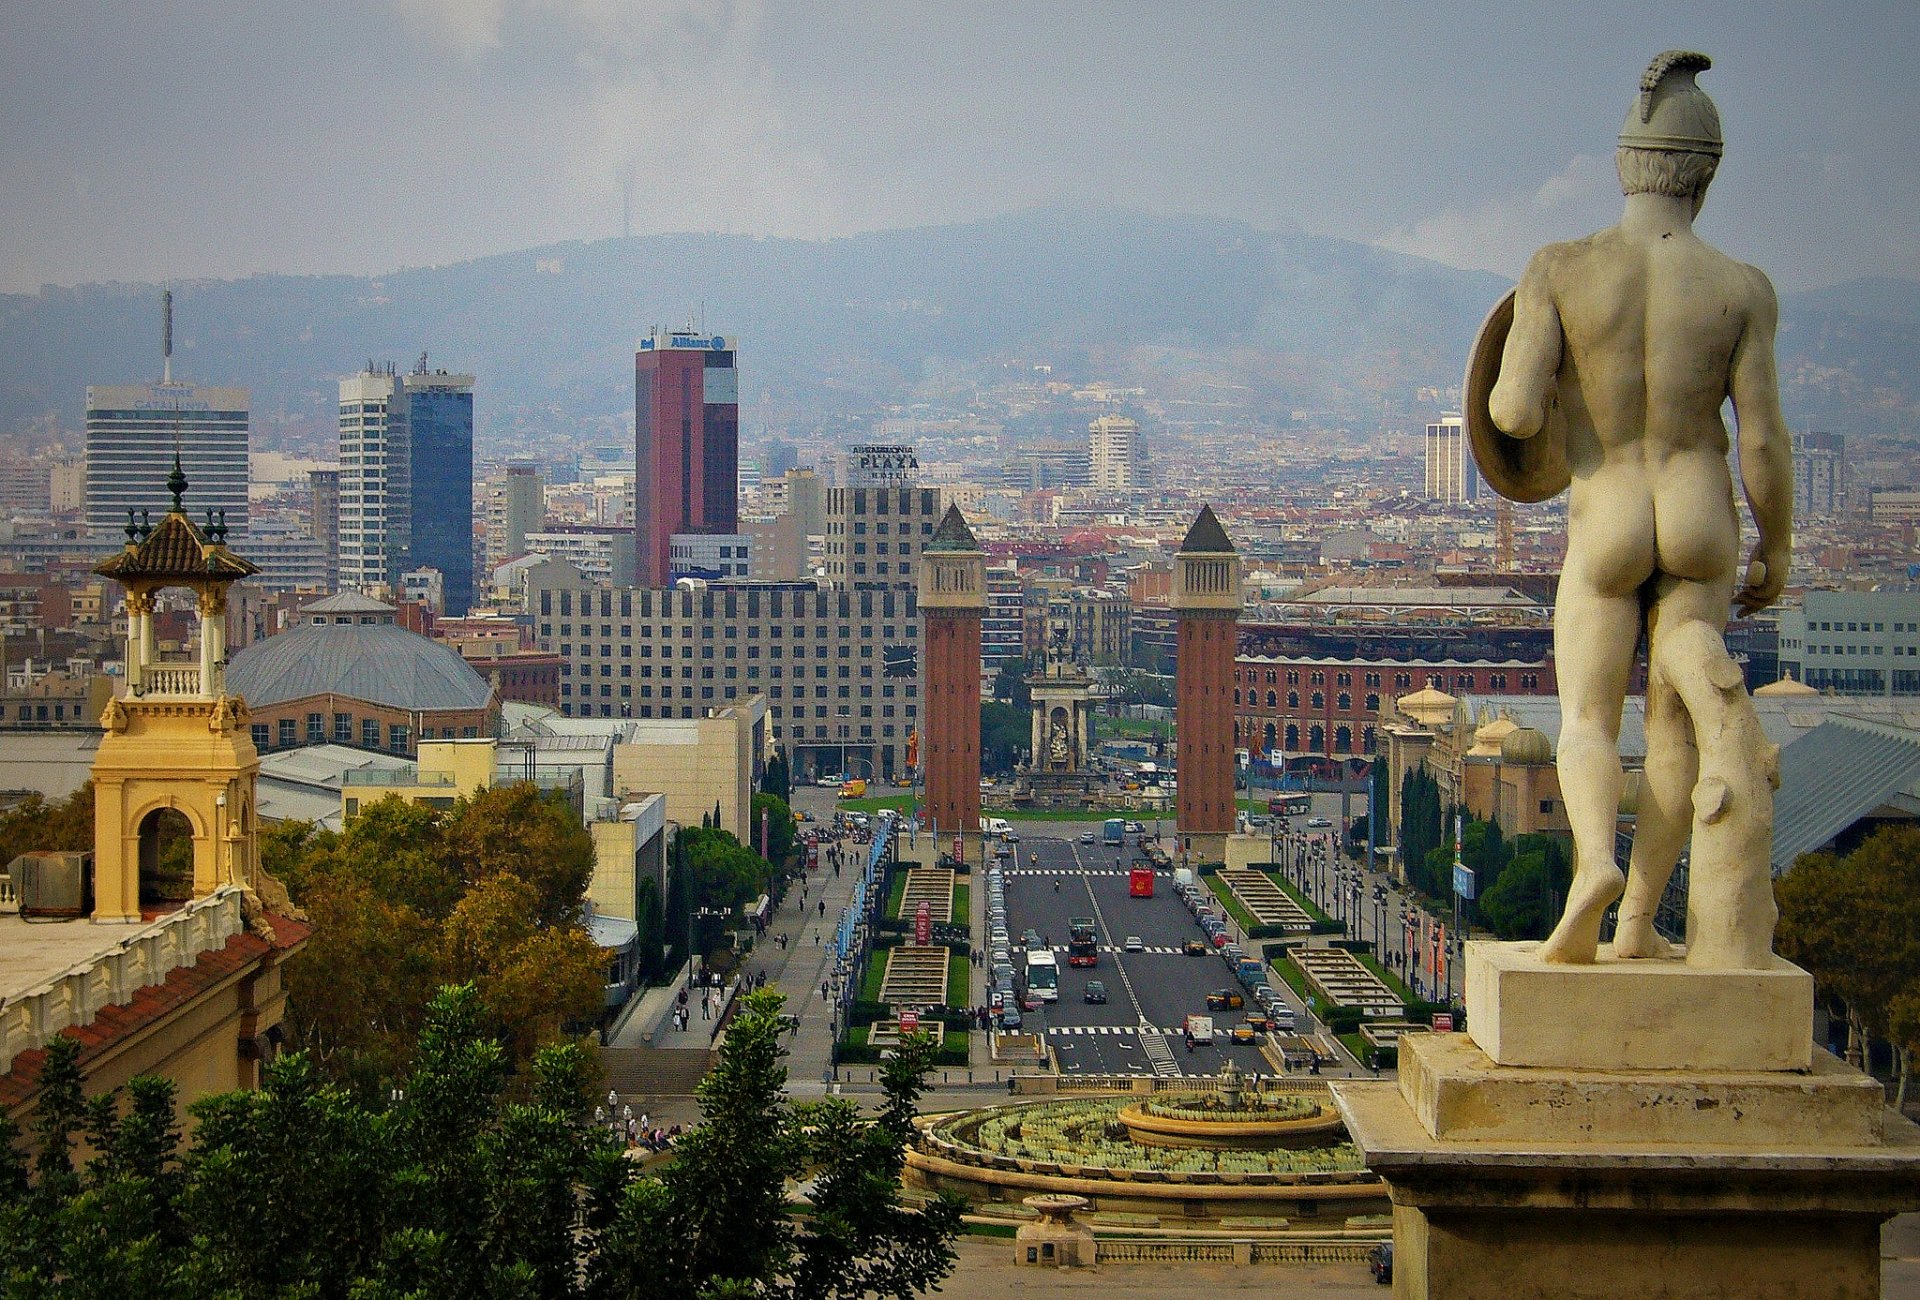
2 4 1917 295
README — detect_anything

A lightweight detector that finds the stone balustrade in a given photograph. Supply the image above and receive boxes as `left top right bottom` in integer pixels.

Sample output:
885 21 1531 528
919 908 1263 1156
0 887 246 1073
138 663 210 698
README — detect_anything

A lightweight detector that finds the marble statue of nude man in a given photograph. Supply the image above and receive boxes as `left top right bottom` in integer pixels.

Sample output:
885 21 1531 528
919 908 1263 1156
1483 52 1792 964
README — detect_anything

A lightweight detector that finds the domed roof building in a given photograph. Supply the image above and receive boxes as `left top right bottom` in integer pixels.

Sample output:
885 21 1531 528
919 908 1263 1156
227 592 496 756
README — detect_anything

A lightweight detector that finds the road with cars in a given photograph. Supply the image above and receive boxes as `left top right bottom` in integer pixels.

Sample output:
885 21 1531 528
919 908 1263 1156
986 827 1298 1077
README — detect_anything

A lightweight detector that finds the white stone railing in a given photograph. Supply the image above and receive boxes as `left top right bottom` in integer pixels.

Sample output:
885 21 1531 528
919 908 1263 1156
138 664 209 698
0 887 246 1074
0 874 16 913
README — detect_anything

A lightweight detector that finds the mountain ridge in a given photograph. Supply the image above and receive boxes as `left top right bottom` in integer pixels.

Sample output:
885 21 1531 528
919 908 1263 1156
1 209 1914 446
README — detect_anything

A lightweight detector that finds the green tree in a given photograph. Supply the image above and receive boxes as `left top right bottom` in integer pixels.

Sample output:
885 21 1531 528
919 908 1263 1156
1777 826 1920 1080
277 782 607 1088
991 657 1033 711
759 748 792 803
752 792 796 867
0 780 95 868
588 990 960 1300
980 701 1028 776
0 986 955 1299
1476 836 1572 941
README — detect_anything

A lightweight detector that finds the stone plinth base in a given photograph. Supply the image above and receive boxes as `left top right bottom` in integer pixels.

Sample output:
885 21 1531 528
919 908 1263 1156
1334 1031 1920 1300
1464 940 1814 1072
1400 1028 1884 1147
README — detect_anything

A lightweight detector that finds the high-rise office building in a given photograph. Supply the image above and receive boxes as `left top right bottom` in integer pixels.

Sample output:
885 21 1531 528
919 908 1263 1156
86 295 248 537
1424 414 1478 505
634 327 738 586
1087 415 1147 490
483 461 544 574
338 364 408 596
337 359 474 610
826 447 939 594
1792 431 1846 519
307 468 340 590
402 360 475 614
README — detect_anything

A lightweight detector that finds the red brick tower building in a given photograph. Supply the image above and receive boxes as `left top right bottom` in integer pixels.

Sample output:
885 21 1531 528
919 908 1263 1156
920 505 986 854
1174 505 1242 863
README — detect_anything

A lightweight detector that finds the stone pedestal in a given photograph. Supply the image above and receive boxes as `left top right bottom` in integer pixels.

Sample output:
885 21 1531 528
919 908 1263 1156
1465 940 1814 1071
1333 943 1920 1300
1014 1194 1096 1268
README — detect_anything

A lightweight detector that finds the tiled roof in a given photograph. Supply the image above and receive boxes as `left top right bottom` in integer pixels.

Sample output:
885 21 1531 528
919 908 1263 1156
301 591 396 616
926 504 981 552
1179 504 1235 554
226 617 493 713
0 913 309 1108
93 510 259 583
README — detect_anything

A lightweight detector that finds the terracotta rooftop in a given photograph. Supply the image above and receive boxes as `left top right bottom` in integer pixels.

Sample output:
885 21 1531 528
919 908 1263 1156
93 509 259 584
0 913 309 1109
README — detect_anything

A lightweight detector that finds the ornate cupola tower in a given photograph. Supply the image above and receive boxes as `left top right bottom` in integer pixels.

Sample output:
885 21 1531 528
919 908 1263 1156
1173 504 1241 864
89 459 262 923
919 504 986 854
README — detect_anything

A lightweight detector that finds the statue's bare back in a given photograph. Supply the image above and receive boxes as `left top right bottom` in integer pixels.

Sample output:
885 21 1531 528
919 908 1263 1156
1504 224 1774 602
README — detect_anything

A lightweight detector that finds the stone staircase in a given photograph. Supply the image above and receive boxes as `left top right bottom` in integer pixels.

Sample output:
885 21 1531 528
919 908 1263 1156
601 1046 713 1101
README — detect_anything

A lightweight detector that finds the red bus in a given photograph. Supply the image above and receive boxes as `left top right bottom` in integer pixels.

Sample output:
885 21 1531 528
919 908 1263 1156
1067 917 1099 967
1129 866 1155 898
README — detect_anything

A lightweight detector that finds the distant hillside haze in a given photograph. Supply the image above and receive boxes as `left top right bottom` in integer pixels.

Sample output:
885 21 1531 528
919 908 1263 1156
0 209 1913 445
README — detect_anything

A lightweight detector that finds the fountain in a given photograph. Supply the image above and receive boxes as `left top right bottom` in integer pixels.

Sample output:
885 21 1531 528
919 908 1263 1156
905 1081 1386 1227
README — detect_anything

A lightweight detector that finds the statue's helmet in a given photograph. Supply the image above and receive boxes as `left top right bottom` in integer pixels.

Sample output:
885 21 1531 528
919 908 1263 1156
1619 50 1722 156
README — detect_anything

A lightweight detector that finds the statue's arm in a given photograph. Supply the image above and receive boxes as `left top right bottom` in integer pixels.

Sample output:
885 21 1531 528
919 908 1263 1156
1731 266 1793 615
1489 252 1562 439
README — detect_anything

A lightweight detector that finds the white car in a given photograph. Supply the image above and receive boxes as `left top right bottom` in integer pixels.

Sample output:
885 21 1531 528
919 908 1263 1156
1123 935 1145 952
1306 816 1333 829
1079 830 1096 844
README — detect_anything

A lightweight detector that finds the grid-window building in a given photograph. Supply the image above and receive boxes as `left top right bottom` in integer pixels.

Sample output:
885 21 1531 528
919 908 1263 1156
528 572 920 784
1424 414 1478 504
634 329 738 587
1777 591 1920 695
530 463 933 782
1087 415 1147 490
86 383 249 538
824 479 939 593
337 361 474 611
404 365 475 613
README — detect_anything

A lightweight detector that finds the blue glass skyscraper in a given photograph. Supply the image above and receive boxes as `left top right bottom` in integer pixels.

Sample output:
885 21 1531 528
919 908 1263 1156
403 360 475 614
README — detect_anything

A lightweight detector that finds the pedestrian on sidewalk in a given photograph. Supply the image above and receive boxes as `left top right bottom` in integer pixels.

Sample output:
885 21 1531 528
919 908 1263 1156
821 979 830 1002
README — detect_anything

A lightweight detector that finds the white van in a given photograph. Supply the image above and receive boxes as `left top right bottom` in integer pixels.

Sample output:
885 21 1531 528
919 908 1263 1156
980 817 1012 838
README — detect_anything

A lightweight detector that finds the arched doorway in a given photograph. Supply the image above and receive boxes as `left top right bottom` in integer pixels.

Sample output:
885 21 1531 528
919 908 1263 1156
1263 721 1278 754
138 807 197 907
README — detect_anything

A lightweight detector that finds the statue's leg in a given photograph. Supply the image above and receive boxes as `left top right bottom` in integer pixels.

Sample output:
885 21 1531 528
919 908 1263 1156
1617 569 1741 957
1615 578 1712 958
1540 571 1640 964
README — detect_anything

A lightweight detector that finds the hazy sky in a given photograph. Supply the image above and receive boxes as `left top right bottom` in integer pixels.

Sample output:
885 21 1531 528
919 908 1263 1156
3 2 1915 295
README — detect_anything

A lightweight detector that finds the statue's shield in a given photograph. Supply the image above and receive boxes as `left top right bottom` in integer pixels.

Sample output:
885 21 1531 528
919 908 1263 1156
1464 289 1571 503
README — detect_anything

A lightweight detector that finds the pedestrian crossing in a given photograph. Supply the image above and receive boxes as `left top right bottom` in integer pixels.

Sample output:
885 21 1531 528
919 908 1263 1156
1043 944 1185 956
1045 1024 1192 1037
1000 868 1158 877
1139 1029 1180 1077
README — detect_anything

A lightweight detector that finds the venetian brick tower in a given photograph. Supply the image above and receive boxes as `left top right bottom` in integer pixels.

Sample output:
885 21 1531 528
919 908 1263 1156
919 505 985 855
1174 505 1241 864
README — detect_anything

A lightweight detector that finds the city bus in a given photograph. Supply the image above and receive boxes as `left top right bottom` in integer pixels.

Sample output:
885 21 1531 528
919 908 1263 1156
1103 817 1126 846
1067 917 1099 967
1025 949 1060 1002
1267 793 1311 819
